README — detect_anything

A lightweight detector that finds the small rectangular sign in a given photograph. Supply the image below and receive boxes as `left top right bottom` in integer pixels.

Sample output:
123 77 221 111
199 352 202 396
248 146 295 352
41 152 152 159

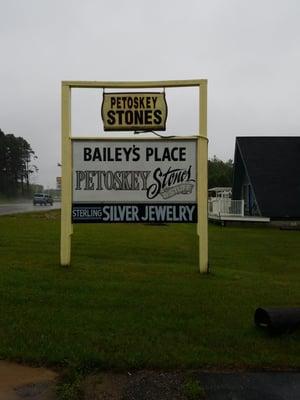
72 203 197 223
72 139 197 223
101 92 167 131
56 176 61 190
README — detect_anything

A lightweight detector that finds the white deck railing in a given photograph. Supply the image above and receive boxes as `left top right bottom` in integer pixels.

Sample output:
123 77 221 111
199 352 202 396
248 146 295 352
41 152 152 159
208 199 244 217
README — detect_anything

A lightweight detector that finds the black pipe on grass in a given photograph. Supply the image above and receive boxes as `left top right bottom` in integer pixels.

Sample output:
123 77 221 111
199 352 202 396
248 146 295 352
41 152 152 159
255 307 300 333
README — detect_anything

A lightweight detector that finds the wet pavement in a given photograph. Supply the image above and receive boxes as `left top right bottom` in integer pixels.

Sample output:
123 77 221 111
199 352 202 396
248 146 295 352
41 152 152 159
0 202 60 216
196 372 300 400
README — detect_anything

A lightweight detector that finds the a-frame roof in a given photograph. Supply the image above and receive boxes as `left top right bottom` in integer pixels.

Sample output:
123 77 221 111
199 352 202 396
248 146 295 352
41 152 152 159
232 136 300 218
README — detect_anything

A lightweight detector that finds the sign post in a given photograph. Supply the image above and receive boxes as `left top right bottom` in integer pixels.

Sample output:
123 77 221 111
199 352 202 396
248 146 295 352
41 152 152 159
60 84 72 267
198 82 208 273
60 80 208 273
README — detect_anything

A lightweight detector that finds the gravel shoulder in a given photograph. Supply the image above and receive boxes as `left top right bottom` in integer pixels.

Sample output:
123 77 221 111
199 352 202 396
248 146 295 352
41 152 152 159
82 370 300 400
1 362 300 400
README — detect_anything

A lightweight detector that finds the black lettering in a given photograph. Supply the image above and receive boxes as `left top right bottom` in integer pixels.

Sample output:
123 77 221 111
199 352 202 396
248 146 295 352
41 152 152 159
125 110 133 125
121 171 131 190
162 147 171 161
107 110 115 125
110 97 116 109
107 148 114 162
134 110 144 124
131 172 140 190
104 171 114 190
144 110 152 125
171 147 179 161
153 109 162 124
123 147 132 161
92 147 102 161
84 171 96 190
121 97 127 108
146 147 154 161
146 168 163 199
179 147 186 161
75 171 86 190
127 97 133 108
139 97 145 108
113 171 123 190
116 110 124 124
96 171 105 190
115 148 122 162
132 145 140 161
84 147 92 161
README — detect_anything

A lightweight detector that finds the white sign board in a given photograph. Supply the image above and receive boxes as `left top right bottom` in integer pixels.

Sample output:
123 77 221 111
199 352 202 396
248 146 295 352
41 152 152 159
72 139 197 223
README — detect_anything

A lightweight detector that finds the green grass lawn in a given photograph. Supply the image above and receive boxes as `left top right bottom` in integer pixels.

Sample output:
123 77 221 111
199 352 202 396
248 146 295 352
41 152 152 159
0 210 299 370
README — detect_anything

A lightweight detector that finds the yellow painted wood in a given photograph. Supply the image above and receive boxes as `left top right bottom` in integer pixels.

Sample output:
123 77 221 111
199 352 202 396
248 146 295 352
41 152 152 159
62 80 207 89
71 136 198 141
60 84 72 266
198 82 209 273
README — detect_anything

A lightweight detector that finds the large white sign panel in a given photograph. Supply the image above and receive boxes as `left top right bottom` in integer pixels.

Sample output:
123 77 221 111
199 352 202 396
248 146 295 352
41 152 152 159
72 139 197 223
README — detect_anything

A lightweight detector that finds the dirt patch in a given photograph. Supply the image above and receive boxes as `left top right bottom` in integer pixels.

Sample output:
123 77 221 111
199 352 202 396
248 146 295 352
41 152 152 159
0 361 58 400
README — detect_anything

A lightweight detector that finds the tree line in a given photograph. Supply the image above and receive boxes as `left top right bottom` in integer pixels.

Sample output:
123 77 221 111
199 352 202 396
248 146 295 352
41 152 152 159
208 156 233 188
0 129 38 197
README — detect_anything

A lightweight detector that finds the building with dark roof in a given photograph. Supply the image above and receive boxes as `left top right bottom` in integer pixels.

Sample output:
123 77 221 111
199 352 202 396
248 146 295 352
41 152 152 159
232 137 300 220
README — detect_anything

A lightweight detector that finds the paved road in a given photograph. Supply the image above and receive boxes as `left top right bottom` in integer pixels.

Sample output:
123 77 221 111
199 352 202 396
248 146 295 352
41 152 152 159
0 202 61 216
196 372 300 400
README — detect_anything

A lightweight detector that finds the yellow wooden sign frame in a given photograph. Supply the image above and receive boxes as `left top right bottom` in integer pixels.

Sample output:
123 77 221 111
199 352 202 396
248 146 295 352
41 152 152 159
60 80 208 273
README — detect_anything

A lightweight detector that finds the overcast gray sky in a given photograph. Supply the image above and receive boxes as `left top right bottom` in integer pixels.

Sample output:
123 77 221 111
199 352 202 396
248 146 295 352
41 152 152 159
1 0 299 188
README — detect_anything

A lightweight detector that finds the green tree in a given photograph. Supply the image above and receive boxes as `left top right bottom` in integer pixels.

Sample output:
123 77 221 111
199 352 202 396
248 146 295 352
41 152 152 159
0 129 38 197
208 156 233 188
0 129 7 193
